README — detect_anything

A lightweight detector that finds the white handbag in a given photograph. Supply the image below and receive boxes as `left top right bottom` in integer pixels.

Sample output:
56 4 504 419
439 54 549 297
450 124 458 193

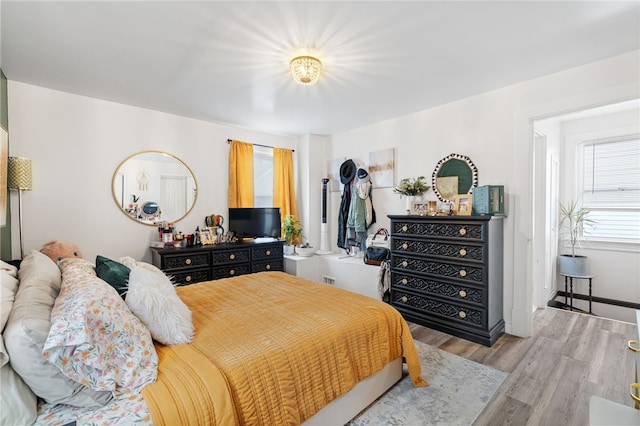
365 228 390 249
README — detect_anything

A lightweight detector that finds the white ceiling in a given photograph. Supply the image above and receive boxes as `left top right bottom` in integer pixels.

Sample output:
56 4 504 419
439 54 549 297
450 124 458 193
1 1 639 136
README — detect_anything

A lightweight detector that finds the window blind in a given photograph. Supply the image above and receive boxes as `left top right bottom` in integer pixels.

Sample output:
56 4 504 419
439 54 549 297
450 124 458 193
581 136 640 241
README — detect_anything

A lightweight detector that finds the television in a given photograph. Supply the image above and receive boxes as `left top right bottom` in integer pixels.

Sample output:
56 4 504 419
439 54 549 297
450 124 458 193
228 207 282 240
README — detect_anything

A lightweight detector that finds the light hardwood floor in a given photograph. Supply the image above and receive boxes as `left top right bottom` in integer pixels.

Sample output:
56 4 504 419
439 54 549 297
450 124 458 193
409 307 638 425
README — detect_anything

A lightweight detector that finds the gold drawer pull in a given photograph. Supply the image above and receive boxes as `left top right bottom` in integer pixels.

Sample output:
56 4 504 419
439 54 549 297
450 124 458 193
459 290 467 297
459 311 467 318
266 250 271 256
402 243 408 250
459 228 467 236
185 275 192 282
401 278 408 285
629 340 640 353
459 249 467 256
185 258 192 265
459 269 467 277
229 269 235 275
266 264 271 270
402 261 408 267
230 254 235 260
402 225 408 232
630 383 640 405
401 296 408 303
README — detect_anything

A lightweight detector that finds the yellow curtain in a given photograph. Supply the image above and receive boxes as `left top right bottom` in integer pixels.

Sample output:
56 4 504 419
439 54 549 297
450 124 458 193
228 140 254 208
273 148 298 226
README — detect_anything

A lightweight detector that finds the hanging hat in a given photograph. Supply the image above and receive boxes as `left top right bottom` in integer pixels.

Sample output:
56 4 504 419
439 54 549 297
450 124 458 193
356 168 369 181
339 159 357 184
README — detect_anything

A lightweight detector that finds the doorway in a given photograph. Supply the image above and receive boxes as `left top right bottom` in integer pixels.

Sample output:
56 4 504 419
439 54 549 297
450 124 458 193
531 99 640 323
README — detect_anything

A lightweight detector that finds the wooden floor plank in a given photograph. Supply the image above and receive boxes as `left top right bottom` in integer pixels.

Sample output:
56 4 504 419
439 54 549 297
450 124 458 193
409 307 638 424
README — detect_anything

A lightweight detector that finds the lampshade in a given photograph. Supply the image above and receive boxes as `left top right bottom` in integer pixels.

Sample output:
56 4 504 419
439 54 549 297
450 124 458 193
7 157 32 191
289 56 323 85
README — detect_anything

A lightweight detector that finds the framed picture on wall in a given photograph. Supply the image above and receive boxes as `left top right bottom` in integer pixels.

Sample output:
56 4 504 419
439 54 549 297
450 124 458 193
454 194 473 216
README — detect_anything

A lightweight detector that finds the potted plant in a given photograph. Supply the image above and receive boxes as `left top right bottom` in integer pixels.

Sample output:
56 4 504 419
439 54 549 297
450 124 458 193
558 200 595 276
282 215 302 255
393 176 431 213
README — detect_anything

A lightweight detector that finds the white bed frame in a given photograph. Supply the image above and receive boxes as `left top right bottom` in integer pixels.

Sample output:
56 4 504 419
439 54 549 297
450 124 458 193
302 357 403 425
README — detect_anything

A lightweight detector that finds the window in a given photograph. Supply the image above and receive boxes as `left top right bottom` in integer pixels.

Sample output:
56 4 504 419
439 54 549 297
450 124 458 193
580 135 640 241
253 145 274 207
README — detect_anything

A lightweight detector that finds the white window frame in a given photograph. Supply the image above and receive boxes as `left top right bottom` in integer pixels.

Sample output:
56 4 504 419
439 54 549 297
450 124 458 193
572 132 640 249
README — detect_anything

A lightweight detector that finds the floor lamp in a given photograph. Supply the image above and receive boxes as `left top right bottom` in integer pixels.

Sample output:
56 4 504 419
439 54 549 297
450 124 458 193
7 157 32 259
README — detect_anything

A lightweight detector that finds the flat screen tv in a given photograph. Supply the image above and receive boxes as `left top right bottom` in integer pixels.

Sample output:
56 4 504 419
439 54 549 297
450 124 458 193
228 207 281 240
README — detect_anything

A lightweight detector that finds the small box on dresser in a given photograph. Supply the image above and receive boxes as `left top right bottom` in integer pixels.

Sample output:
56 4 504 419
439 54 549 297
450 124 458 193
387 215 504 346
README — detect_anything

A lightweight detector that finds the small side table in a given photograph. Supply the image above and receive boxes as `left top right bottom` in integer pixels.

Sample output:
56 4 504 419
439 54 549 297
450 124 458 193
560 273 594 314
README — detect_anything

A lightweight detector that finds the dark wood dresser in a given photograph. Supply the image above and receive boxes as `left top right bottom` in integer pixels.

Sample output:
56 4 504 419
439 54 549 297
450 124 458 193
151 241 284 285
387 215 504 346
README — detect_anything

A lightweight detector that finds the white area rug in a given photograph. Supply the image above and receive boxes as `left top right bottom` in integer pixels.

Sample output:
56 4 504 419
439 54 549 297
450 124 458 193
349 340 508 426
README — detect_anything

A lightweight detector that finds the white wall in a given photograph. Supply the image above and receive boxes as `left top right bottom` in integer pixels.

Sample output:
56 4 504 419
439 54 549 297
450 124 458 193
318 51 640 336
8 50 640 336
7 82 297 262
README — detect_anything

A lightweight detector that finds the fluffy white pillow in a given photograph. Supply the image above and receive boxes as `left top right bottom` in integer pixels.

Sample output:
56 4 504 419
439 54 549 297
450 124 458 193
124 262 194 345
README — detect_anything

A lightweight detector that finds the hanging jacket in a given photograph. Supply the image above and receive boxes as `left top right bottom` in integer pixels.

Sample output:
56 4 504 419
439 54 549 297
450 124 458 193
347 168 376 233
337 159 357 249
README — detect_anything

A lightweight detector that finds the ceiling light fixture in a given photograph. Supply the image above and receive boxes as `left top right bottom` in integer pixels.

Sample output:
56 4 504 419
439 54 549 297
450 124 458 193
289 56 323 85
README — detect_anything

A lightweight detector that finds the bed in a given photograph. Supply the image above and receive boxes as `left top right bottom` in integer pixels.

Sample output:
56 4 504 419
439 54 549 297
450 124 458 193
1 251 427 426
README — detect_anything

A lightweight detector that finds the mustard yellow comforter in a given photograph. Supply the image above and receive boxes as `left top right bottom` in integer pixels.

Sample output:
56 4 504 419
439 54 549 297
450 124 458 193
142 271 427 425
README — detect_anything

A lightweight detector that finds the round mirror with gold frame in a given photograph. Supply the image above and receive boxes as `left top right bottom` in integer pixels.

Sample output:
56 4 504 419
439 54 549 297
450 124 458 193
431 153 478 203
112 151 197 225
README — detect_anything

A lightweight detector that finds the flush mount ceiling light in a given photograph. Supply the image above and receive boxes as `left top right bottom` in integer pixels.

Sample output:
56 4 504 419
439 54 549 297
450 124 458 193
289 56 323 85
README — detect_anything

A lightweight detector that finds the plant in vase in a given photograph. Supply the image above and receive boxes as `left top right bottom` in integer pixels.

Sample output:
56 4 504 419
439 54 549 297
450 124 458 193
558 200 596 276
282 215 302 255
393 176 430 213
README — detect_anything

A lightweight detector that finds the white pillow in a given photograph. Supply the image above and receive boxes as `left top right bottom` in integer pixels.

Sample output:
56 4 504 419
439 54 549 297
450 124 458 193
3 250 112 407
1 260 19 366
125 262 194 345
1 362 37 426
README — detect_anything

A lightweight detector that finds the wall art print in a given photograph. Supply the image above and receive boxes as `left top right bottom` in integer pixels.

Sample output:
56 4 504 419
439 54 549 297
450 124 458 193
368 148 394 188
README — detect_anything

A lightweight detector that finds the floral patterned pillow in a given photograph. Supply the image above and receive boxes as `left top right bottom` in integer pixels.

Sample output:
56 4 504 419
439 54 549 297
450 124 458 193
42 258 158 396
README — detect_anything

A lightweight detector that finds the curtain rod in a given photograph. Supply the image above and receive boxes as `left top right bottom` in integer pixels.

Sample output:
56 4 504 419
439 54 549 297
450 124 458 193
227 139 294 152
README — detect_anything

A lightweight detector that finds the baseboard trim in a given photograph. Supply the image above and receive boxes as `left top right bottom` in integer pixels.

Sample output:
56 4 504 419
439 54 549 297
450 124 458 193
554 291 640 310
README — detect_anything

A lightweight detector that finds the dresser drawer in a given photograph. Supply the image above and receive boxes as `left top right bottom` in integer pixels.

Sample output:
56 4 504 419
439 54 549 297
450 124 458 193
391 289 485 329
391 237 485 263
252 244 283 261
170 268 210 286
392 254 484 284
161 251 210 271
392 220 485 242
211 263 252 279
392 272 484 307
212 248 250 265
251 259 284 273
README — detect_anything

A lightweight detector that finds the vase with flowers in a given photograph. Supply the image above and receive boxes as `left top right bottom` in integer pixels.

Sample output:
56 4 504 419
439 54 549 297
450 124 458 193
393 176 431 213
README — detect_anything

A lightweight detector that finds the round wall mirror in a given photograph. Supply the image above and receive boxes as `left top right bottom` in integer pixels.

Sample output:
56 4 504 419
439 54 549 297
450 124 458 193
431 153 478 202
112 151 197 225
